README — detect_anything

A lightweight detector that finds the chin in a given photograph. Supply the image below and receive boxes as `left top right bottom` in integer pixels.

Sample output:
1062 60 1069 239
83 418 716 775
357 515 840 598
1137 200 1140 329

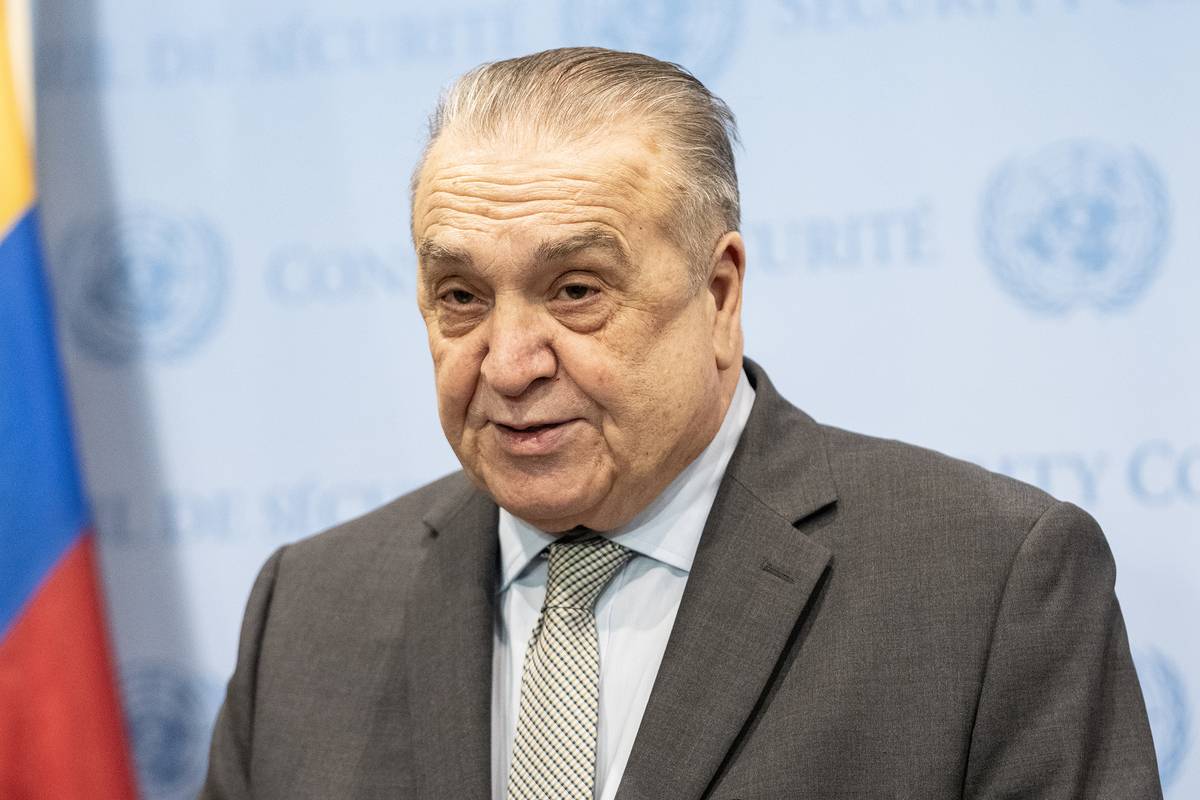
484 471 605 531
495 491 593 531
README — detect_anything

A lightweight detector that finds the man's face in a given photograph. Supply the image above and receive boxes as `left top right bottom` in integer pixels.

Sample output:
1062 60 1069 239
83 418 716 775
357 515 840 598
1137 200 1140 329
412 127 742 532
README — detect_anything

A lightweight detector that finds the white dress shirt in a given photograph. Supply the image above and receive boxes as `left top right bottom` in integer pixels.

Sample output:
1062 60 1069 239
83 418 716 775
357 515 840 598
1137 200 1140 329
491 370 756 800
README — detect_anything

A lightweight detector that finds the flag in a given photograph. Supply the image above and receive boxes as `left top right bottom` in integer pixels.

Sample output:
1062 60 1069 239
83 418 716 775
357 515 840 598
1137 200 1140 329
0 2 139 796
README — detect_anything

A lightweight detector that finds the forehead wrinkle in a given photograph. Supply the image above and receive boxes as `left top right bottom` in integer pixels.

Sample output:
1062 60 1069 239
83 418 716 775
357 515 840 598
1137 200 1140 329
412 138 672 268
425 179 593 205
430 174 603 196
420 198 634 228
428 157 651 190
420 174 647 222
417 159 657 221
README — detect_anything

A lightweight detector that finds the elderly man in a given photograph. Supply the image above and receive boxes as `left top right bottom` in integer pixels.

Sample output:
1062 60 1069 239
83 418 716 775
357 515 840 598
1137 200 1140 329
202 48 1161 799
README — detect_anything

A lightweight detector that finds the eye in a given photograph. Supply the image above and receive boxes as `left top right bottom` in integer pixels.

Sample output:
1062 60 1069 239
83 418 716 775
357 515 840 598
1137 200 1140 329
444 288 478 306
557 283 597 301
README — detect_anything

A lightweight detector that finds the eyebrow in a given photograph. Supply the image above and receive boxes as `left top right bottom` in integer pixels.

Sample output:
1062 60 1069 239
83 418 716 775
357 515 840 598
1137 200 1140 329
417 239 473 266
534 228 632 271
416 226 632 273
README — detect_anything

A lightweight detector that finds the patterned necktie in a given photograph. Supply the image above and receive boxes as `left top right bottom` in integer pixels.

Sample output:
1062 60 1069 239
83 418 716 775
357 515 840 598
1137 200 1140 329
506 533 635 800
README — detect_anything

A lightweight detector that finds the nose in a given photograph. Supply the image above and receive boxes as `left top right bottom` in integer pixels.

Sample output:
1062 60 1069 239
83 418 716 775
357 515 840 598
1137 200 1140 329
479 299 557 398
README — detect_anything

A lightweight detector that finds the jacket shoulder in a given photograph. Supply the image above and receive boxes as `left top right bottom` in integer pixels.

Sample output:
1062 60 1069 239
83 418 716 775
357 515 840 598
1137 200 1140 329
274 470 475 581
819 424 1060 547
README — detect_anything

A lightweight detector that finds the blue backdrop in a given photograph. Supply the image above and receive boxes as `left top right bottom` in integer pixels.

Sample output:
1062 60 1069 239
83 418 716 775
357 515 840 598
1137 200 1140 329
31 1 1198 796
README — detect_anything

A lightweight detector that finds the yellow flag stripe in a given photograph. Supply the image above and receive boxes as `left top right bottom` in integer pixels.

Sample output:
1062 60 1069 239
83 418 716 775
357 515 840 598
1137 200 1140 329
0 0 35 233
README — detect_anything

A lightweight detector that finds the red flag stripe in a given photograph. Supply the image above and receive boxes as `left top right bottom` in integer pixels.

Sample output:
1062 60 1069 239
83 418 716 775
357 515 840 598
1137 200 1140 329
0 534 138 799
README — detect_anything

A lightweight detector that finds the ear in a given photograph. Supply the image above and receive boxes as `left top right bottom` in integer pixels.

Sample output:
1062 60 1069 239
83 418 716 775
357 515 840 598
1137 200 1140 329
707 231 746 371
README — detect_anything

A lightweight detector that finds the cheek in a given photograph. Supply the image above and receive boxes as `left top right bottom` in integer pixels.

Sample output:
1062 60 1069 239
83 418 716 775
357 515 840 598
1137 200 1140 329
597 316 715 449
557 337 663 450
553 335 627 411
430 337 484 436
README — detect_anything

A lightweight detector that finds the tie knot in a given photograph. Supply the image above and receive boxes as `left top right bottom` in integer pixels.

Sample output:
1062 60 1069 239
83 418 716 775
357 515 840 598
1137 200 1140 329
544 534 633 611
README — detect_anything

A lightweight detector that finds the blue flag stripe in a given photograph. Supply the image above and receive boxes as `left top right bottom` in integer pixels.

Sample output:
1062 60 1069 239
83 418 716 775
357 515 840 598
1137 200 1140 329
0 207 89 638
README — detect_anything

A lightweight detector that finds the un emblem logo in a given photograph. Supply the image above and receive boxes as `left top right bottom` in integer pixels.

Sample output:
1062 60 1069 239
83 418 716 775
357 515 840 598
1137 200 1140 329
61 209 228 363
561 1 741 80
980 141 1169 314
123 663 221 800
1134 648 1191 789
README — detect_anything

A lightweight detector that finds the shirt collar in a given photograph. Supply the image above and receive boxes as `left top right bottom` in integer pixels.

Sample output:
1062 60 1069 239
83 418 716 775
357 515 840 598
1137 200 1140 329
497 369 756 591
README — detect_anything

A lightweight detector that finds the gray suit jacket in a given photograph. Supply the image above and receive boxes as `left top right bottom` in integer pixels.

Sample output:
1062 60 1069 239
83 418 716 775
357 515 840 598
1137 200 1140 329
202 360 1162 799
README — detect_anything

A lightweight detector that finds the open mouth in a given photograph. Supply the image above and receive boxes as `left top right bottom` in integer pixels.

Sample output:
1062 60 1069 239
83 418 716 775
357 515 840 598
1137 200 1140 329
492 419 578 454
497 422 562 433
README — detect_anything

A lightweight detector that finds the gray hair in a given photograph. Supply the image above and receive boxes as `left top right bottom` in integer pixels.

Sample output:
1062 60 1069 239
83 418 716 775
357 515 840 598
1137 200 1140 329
411 47 740 287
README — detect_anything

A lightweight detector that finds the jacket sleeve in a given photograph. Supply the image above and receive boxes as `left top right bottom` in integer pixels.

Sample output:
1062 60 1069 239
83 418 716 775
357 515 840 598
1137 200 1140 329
198 546 286 800
962 501 1162 799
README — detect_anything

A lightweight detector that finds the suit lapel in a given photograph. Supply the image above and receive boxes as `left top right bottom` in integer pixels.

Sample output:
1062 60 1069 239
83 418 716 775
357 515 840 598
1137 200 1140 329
616 360 839 800
406 480 498 799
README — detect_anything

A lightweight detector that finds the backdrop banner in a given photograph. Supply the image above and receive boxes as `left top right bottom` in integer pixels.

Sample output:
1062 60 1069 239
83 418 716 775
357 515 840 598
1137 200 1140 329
31 1 1197 797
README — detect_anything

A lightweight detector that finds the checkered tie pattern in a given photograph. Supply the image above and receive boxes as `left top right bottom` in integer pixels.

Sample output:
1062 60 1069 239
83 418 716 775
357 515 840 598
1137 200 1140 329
506 533 634 800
